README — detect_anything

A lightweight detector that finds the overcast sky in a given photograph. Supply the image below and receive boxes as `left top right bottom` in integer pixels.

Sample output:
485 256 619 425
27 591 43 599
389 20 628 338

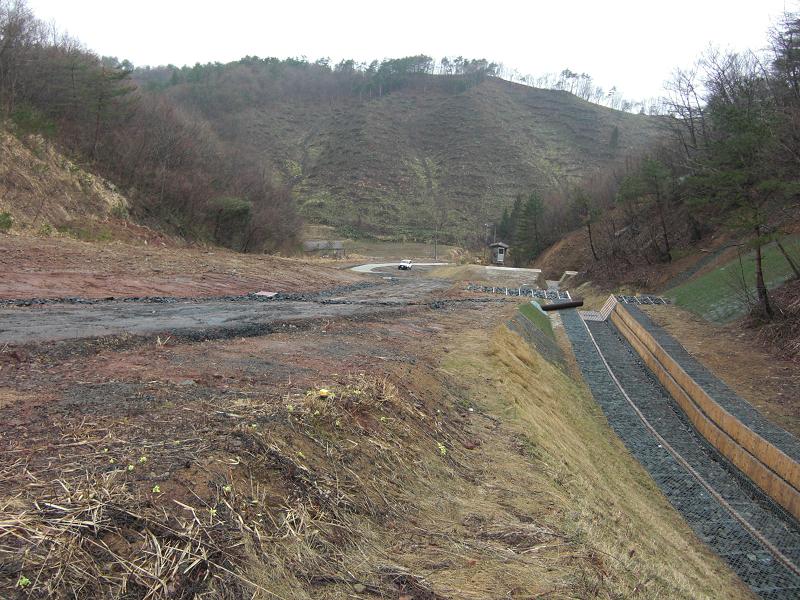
26 0 793 100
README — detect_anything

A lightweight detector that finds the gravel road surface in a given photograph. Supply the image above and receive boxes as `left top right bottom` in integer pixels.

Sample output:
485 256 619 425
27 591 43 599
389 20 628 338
0 278 450 345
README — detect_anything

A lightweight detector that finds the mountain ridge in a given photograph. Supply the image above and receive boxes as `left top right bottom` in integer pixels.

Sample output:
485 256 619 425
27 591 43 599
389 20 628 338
157 73 664 243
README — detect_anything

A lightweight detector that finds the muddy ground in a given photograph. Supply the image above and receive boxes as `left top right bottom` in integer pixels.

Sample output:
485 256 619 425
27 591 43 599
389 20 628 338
0 270 502 344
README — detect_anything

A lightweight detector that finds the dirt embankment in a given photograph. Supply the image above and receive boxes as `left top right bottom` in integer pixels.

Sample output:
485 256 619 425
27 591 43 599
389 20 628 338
533 198 753 293
0 234 361 299
535 227 593 281
0 277 749 598
535 225 740 292
0 130 134 232
754 278 800 362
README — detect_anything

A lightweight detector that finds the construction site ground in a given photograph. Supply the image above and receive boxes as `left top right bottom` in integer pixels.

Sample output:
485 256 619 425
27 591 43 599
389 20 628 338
0 235 755 599
0 234 361 300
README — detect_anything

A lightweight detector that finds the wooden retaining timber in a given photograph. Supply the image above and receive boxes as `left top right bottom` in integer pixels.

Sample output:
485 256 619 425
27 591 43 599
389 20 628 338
607 299 800 521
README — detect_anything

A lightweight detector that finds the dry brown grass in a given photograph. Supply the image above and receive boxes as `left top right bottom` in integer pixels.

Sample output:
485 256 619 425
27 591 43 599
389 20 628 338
428 264 544 289
0 130 129 231
0 307 752 599
440 321 754 599
427 265 491 282
0 468 255 598
0 374 437 599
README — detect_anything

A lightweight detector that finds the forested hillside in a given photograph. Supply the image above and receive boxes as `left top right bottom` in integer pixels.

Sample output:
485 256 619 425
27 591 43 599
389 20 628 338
0 1 297 252
535 13 800 322
0 0 663 251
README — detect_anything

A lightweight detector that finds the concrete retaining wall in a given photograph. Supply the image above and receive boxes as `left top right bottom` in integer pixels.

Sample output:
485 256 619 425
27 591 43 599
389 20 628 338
609 301 800 520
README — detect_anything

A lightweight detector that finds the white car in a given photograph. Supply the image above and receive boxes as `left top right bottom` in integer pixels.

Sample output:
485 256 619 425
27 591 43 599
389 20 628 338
398 259 413 270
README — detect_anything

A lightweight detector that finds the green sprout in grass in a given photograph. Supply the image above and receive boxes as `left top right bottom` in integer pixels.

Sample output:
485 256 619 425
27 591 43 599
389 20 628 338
152 485 161 494
138 455 148 464
17 575 31 588
223 484 232 493
127 464 135 472
437 442 447 456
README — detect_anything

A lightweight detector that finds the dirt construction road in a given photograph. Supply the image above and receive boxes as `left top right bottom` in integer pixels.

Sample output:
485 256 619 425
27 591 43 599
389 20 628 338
0 277 460 344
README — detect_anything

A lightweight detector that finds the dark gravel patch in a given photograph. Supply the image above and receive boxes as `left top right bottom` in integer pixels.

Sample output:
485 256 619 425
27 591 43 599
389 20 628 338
0 282 379 307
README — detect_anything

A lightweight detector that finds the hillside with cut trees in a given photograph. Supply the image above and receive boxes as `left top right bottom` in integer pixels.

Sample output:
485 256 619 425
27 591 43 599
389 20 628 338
137 60 663 245
0 0 664 251
0 1 295 252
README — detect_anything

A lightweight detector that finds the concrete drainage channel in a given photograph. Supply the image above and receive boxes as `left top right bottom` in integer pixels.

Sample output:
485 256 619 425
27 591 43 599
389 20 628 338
560 303 800 598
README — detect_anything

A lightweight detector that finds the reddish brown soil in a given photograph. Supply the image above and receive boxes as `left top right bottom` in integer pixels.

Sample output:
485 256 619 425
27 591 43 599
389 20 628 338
0 233 360 298
0 293 535 597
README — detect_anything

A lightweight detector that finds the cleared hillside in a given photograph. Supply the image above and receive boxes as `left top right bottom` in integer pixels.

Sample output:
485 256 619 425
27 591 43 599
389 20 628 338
162 75 664 243
0 130 127 236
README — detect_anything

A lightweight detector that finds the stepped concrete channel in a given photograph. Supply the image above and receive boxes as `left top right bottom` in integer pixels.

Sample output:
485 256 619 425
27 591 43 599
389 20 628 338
561 308 800 598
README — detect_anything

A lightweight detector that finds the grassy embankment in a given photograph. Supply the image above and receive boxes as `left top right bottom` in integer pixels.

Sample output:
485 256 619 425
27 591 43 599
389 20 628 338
667 235 800 322
435 306 751 598
518 301 554 338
